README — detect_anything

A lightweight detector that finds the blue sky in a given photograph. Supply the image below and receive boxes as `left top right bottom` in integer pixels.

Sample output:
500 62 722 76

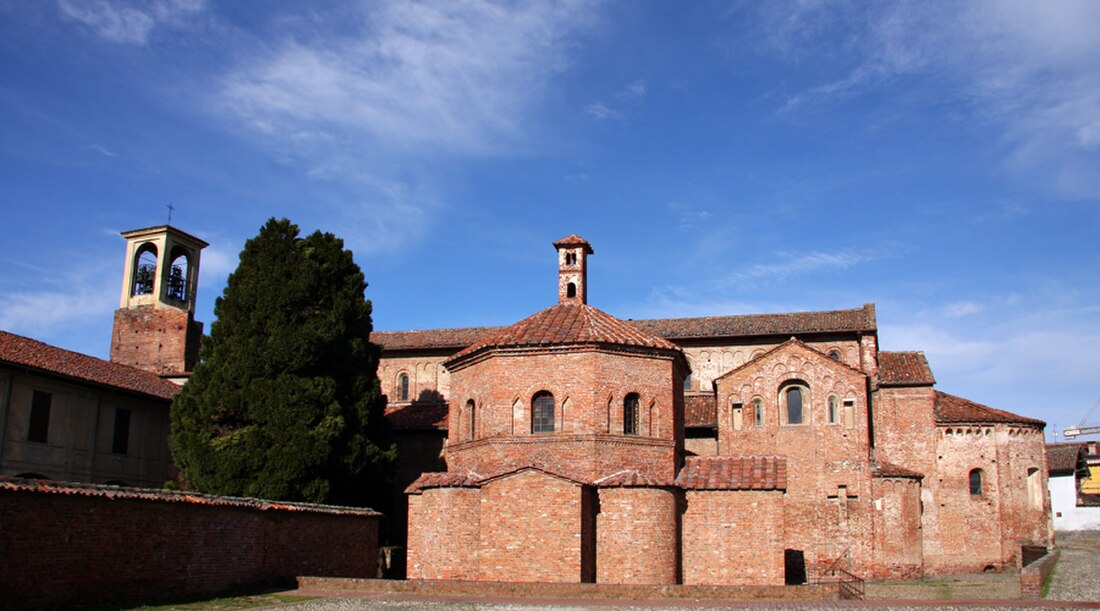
1 1 1098 439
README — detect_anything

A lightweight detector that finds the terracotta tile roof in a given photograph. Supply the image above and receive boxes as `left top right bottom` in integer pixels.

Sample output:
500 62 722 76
1047 443 1087 476
374 304 877 352
553 234 594 253
934 391 1044 426
675 456 787 490
446 303 682 365
630 304 876 341
405 471 481 494
384 403 448 430
594 469 674 488
0 330 181 401
0 477 380 515
872 460 924 480
685 392 717 428
371 326 502 351
878 351 935 386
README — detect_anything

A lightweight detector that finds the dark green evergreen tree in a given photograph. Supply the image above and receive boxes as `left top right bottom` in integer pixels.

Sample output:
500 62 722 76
170 218 394 507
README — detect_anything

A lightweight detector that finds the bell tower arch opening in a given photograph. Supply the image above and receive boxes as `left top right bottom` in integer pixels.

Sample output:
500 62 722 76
110 225 208 380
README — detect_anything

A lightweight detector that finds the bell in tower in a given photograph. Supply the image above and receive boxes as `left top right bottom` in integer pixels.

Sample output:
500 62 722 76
110 225 208 380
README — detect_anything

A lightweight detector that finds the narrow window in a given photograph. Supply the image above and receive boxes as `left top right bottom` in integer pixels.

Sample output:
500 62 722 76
567 283 577 298
397 373 409 401
827 395 838 424
683 374 692 391
969 469 983 495
28 390 51 443
753 398 763 427
112 408 131 455
467 399 476 440
1027 467 1041 509
785 387 803 424
623 393 639 435
732 402 744 431
532 391 555 433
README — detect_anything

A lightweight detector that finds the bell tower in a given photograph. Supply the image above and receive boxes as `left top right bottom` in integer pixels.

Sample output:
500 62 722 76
110 225 208 379
553 234 594 305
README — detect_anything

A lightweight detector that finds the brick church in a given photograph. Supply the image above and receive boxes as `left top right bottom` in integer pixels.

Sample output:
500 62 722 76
376 235 1053 586
1 225 1054 587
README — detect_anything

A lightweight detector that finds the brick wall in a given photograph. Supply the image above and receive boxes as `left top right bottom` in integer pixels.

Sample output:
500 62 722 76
1019 549 1059 600
0 480 380 610
925 424 1051 574
871 476 923 579
681 490 785 585
476 470 591 582
406 486 479 580
595 487 678 585
110 306 201 375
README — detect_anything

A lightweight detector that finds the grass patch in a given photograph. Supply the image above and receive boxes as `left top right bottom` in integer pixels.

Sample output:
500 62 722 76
1042 561 1058 599
126 593 319 610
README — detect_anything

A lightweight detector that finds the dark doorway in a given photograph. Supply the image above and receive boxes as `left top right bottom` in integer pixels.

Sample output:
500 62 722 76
784 549 806 585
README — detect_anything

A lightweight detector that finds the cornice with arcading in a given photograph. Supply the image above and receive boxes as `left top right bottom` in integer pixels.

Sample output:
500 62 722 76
447 433 676 452
444 342 683 373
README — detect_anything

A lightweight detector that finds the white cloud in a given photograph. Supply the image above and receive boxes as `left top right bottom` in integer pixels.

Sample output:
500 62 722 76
0 262 118 336
58 0 204 45
942 301 985 318
219 0 594 155
723 249 874 284
586 80 647 121
585 102 620 120
668 201 712 230
760 0 1100 199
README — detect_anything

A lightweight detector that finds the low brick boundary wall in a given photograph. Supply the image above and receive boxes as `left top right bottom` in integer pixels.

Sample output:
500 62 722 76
0 478 381 610
296 576 837 601
1020 549 1060 600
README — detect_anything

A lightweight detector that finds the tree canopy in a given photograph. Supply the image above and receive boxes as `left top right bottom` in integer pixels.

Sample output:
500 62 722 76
170 218 393 507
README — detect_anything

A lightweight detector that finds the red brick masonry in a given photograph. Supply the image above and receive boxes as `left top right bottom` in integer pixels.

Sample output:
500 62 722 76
0 478 381 610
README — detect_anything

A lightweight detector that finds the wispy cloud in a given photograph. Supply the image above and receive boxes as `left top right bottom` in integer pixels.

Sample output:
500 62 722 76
58 0 204 45
219 1 594 155
724 249 875 284
668 201 712 229
586 79 647 121
0 260 118 337
86 144 116 158
757 0 1100 199
942 301 985 318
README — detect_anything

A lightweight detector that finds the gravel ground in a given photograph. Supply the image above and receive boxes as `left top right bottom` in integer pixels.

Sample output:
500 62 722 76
1046 530 1100 602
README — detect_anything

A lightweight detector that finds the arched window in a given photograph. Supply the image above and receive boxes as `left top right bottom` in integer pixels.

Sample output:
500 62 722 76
167 246 191 302
466 399 476 440
780 382 808 425
753 398 763 427
969 468 984 495
567 283 577 298
827 395 838 424
683 374 692 391
532 391 555 433
397 373 409 402
131 243 157 296
623 393 640 435
827 349 841 360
